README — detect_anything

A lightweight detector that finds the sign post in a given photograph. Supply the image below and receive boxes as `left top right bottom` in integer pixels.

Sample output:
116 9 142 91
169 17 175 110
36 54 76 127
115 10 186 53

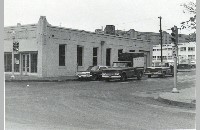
171 26 179 93
172 46 179 93
11 31 15 79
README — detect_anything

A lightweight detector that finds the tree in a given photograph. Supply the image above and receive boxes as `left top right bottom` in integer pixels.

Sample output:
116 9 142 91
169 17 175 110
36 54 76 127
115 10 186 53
180 1 196 31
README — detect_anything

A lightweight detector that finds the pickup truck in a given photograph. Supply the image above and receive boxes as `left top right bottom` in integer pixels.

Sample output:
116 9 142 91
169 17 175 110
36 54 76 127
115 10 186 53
102 61 144 81
144 62 174 78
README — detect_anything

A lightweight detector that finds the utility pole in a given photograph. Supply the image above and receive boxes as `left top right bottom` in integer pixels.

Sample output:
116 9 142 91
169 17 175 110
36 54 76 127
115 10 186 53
158 16 163 63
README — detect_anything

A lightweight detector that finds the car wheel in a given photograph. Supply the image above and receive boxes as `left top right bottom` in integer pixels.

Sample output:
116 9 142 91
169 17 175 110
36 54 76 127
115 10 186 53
148 75 151 78
161 72 166 78
137 72 143 80
78 78 82 81
105 79 110 82
120 73 127 82
91 75 98 81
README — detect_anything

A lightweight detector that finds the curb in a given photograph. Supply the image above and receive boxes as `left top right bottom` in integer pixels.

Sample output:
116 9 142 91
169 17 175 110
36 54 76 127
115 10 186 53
5 79 78 82
157 96 196 108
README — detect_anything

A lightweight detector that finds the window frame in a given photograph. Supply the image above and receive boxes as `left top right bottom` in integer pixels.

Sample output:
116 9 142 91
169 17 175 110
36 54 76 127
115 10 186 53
93 47 98 66
77 45 83 66
59 44 66 66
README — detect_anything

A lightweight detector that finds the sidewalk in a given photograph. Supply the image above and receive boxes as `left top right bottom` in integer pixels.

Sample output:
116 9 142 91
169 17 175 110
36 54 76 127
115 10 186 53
158 87 196 108
5 74 78 82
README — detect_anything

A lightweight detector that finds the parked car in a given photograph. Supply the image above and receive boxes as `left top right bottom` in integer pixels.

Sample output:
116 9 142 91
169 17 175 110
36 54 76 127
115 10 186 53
76 66 93 80
144 62 174 78
76 65 108 80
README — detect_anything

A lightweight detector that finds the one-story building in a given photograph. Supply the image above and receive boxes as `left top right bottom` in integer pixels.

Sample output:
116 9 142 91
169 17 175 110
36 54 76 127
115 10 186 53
4 16 153 77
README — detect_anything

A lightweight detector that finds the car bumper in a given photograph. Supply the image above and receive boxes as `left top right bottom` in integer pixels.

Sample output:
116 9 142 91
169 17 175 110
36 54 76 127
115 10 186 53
102 75 121 79
77 75 92 78
144 72 162 75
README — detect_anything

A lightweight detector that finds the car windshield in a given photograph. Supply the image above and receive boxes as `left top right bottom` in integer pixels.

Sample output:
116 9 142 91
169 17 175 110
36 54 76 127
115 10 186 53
86 66 93 71
112 63 128 67
91 66 99 71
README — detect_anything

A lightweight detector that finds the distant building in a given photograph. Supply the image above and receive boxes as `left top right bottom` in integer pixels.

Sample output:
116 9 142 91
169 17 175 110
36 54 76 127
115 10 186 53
152 42 196 66
95 27 196 45
4 16 152 77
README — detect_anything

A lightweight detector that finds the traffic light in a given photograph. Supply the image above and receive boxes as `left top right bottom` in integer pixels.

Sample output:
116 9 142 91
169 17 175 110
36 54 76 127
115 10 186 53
13 41 19 52
171 26 178 45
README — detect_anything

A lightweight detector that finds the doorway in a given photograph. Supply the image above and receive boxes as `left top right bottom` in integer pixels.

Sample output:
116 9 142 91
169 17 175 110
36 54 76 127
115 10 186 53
22 54 30 75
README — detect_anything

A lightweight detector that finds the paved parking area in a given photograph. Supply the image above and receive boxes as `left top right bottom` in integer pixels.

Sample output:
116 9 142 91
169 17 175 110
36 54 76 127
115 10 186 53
5 71 196 129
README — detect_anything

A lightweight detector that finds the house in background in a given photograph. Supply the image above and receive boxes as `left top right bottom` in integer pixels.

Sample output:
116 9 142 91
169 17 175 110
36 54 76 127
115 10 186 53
4 16 152 78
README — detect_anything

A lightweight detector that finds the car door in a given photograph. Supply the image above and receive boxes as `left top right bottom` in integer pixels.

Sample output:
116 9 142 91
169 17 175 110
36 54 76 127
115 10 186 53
99 67 107 77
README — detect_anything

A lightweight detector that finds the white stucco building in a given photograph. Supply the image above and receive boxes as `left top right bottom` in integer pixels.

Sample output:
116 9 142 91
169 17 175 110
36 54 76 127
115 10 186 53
4 16 153 78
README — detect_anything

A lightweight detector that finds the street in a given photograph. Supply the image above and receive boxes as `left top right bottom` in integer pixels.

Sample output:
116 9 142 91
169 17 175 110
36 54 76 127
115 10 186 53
5 71 196 130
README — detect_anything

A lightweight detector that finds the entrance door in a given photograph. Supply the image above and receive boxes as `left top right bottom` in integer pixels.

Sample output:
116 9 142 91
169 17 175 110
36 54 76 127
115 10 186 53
22 54 30 75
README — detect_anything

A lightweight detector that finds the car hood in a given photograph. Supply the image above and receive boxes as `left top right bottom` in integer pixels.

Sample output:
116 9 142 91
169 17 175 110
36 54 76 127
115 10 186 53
103 67 126 71
147 67 170 69
76 71 90 74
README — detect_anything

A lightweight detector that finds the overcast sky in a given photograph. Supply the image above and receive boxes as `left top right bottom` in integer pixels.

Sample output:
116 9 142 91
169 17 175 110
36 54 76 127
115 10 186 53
4 0 195 34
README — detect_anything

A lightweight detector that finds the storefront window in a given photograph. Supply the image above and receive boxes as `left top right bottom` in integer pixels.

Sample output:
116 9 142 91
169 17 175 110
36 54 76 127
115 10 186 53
4 53 12 72
31 53 37 73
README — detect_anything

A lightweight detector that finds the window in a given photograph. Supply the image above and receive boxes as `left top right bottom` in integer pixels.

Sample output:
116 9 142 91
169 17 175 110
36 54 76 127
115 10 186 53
188 55 195 60
180 47 186 51
14 54 20 72
77 46 83 66
59 44 65 66
93 48 98 66
168 56 172 59
188 47 195 51
4 53 12 72
118 49 123 60
129 50 135 52
163 56 167 60
106 48 111 66
99 67 107 70
31 53 37 73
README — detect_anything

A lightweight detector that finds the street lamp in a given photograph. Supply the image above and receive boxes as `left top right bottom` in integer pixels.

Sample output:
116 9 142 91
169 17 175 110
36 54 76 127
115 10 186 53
11 31 15 79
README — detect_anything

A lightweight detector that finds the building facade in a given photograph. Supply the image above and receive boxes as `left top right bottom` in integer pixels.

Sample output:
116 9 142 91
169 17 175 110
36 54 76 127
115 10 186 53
4 16 153 77
152 42 196 65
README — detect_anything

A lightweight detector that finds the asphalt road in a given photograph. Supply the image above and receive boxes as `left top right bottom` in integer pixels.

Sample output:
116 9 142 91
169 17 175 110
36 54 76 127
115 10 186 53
5 71 196 130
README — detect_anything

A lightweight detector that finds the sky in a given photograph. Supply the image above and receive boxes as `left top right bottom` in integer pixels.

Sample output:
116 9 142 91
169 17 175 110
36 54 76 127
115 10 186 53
4 0 195 34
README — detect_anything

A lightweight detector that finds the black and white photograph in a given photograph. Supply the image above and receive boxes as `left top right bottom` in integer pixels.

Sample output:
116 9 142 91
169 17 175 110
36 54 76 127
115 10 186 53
4 0 196 129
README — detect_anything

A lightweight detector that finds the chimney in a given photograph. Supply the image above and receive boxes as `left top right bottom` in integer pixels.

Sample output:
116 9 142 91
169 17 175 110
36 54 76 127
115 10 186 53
17 23 21 26
129 29 137 39
104 25 115 35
